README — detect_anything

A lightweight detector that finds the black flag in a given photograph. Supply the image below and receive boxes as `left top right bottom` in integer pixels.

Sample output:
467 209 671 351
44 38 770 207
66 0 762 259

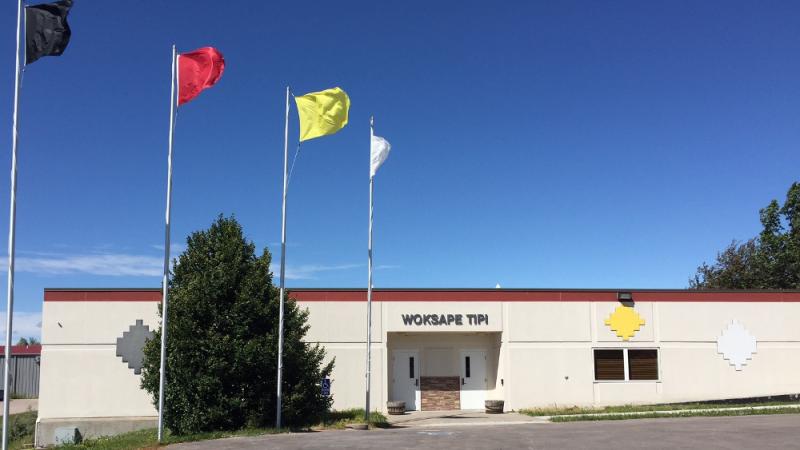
25 0 73 65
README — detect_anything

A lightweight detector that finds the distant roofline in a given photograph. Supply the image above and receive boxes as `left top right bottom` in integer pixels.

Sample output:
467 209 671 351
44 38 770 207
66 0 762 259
0 344 41 355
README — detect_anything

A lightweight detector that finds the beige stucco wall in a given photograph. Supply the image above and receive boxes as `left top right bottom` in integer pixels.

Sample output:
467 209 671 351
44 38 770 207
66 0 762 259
36 296 800 424
298 299 800 411
507 302 592 342
302 301 383 343
319 343 384 413
38 301 160 420
658 302 800 341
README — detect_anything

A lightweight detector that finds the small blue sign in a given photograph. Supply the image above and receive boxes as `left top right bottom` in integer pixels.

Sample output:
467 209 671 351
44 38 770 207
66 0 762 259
321 377 331 396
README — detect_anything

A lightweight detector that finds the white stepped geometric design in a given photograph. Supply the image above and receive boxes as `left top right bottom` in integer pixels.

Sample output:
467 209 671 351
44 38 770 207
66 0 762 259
716 320 757 371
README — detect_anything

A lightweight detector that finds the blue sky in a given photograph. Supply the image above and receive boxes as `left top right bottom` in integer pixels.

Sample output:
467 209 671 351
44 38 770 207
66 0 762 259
0 1 799 338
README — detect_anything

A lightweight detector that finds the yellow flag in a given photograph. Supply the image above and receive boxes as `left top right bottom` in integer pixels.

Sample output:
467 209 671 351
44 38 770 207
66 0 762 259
294 87 351 142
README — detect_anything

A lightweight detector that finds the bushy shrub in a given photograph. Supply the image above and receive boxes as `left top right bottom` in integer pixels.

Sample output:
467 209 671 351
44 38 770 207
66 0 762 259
141 216 333 434
9 411 36 443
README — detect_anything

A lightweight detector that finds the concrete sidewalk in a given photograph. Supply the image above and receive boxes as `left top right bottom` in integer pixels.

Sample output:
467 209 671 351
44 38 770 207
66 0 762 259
386 409 548 427
0 399 37 415
383 404 800 426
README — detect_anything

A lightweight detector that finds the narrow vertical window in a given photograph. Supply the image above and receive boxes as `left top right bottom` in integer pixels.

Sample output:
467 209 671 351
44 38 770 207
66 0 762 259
466 356 471 378
409 357 414 378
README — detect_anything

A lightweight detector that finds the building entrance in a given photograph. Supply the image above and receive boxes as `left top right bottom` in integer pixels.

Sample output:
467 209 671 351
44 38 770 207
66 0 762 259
388 332 500 411
391 349 420 410
459 349 487 409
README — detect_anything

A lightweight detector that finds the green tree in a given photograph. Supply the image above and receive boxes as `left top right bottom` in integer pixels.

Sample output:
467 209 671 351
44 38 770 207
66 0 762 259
691 182 800 289
141 216 333 434
16 337 39 346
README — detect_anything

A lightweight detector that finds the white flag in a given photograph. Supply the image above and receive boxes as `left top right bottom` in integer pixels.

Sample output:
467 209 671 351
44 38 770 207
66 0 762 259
370 135 391 177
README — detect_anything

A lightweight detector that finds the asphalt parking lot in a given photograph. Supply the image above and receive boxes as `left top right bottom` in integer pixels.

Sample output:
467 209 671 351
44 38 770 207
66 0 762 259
170 413 800 450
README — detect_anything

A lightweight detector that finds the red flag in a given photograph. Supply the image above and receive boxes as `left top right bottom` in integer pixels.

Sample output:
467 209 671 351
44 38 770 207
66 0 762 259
178 47 225 105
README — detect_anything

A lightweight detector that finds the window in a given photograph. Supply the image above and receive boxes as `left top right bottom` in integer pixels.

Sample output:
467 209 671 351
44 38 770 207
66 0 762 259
465 356 471 378
628 349 658 380
409 357 414 378
594 349 659 381
594 349 624 380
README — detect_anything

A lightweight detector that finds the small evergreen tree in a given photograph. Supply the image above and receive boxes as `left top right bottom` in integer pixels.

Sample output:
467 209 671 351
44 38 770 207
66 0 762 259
141 216 333 434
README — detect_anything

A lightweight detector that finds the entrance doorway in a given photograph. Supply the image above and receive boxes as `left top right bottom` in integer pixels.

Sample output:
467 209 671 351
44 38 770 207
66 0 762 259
387 333 500 412
459 350 487 409
391 350 420 410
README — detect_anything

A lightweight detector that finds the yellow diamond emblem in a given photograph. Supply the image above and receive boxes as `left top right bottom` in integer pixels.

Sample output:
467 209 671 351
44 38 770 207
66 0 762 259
604 306 645 341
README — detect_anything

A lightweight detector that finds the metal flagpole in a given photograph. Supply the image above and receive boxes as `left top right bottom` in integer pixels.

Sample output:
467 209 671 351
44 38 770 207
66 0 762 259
276 86 290 429
157 44 178 443
2 2 24 449
364 116 374 423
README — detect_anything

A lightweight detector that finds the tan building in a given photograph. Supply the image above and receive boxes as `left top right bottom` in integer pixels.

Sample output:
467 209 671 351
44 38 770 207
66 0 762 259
36 288 800 445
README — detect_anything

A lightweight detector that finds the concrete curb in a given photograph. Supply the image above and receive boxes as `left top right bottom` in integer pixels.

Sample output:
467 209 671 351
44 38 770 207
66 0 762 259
387 411 550 428
385 404 800 429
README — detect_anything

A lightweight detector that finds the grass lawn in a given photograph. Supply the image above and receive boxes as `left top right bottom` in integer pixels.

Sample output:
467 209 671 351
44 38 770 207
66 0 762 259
315 408 389 429
549 406 800 422
56 409 388 449
57 428 281 449
520 400 800 421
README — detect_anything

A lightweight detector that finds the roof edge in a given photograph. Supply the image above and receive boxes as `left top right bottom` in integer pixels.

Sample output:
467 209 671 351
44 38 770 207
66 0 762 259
42 287 800 303
43 287 800 293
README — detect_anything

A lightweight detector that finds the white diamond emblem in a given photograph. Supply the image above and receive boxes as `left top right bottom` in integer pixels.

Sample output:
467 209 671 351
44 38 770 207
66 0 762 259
717 320 757 371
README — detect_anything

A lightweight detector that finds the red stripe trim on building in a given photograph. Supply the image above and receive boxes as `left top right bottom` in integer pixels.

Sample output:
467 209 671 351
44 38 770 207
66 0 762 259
42 288 800 303
44 289 162 302
288 289 800 302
